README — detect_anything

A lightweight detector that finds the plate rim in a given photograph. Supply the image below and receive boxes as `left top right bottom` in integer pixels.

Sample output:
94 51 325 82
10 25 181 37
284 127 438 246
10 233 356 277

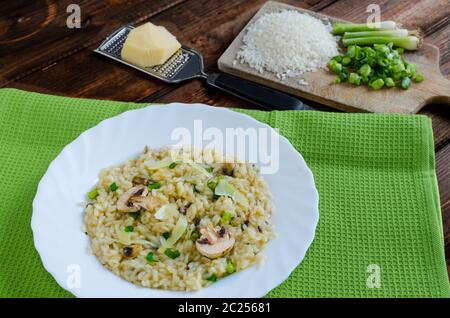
31 103 319 298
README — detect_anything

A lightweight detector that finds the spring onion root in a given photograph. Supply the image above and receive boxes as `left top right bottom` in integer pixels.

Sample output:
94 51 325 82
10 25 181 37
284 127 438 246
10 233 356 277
342 36 422 50
332 21 397 34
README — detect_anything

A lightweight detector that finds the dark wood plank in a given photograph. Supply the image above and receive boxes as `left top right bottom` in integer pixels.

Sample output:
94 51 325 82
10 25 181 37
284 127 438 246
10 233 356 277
417 23 450 149
420 105 450 150
436 144 450 271
6 0 333 100
0 0 186 86
421 22 450 79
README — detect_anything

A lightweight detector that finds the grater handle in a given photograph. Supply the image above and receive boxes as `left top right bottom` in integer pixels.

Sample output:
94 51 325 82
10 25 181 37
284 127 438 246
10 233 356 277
206 73 312 111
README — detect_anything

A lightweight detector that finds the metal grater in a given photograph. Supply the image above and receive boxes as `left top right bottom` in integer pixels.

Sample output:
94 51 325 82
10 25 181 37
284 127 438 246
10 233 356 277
95 26 308 111
95 25 206 83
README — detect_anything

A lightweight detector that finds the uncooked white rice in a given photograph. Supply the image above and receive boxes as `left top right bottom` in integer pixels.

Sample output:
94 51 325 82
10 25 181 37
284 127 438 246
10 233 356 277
237 10 339 78
84 147 274 291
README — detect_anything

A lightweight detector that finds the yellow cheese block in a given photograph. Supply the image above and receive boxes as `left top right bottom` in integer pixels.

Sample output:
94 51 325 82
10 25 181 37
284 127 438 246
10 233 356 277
121 22 181 67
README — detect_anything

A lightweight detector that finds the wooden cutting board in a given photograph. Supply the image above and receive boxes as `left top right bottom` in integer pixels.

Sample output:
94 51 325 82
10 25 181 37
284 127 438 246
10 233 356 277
217 1 450 113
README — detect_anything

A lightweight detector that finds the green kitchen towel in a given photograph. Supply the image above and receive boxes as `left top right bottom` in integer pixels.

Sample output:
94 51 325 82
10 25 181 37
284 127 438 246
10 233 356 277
0 88 448 298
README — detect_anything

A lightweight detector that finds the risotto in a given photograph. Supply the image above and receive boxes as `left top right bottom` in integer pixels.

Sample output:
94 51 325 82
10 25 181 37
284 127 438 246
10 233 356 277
84 147 274 291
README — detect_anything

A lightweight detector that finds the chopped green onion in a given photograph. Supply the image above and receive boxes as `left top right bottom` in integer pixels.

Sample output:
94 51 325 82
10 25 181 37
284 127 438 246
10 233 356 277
87 188 99 200
206 274 217 282
385 77 395 88
348 73 361 86
339 68 349 81
169 161 181 169
370 78 385 90
190 229 201 241
204 166 214 173
401 77 411 89
146 252 158 263
414 74 424 82
392 62 405 74
345 45 357 58
341 56 351 66
207 179 218 190
373 43 391 54
164 248 180 259
406 63 417 77
331 77 341 84
329 37 423 90
332 21 397 35
328 60 342 74
129 211 141 220
193 184 202 193
109 182 118 192
332 55 343 62
226 259 235 274
221 211 234 223
393 72 402 81
124 225 134 232
162 232 170 240
358 64 371 77
148 181 161 190
378 58 389 67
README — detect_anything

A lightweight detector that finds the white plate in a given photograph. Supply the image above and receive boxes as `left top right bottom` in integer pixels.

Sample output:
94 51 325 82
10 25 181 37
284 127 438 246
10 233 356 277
31 103 319 298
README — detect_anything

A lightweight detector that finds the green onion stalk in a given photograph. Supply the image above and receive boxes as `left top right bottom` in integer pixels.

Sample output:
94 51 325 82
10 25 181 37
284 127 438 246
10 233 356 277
342 36 422 50
332 21 398 35
343 29 411 39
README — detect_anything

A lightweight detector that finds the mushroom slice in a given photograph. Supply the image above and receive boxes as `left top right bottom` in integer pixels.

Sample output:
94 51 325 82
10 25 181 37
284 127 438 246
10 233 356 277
117 185 147 212
129 194 163 212
195 225 235 259
122 244 142 259
117 185 162 212
132 176 151 186
222 163 235 176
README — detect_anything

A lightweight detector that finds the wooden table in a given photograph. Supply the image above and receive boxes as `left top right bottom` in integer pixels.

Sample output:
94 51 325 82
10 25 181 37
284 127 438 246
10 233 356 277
1 0 449 277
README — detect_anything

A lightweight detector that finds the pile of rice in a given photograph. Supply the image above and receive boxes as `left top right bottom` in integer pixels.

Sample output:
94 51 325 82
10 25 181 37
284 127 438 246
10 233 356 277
237 10 339 79
84 147 274 291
